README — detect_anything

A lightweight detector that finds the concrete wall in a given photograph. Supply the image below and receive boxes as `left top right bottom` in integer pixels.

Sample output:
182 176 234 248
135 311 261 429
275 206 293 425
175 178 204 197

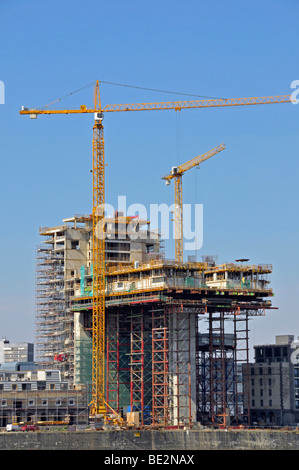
168 311 197 425
73 311 92 385
1 429 299 450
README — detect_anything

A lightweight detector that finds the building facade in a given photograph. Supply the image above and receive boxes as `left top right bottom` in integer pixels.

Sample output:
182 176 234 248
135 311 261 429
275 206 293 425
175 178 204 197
0 362 89 428
0 339 34 363
248 335 299 426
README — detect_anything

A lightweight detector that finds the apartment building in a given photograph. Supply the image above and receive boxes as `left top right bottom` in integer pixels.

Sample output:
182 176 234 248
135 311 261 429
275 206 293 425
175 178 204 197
0 339 34 364
0 362 88 427
248 335 299 426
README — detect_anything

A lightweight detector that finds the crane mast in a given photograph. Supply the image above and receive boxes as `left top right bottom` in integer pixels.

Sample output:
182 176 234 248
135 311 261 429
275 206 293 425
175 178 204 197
174 176 183 262
90 83 106 416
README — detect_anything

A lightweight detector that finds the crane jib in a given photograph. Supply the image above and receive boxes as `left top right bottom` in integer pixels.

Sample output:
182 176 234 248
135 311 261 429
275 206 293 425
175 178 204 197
20 95 292 116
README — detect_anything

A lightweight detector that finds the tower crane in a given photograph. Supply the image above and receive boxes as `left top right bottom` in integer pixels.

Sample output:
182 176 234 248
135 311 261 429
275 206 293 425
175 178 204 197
21 81 107 417
162 143 226 262
19 82 292 418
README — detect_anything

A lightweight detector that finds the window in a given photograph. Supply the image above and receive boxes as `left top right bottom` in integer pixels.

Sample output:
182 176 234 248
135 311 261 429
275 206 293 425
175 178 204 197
259 378 263 386
265 348 272 358
37 381 46 391
251 389 255 397
153 269 163 276
28 400 34 407
274 347 281 358
71 240 79 250
56 399 62 406
269 389 272 396
259 368 263 375
260 389 263 397
68 398 75 406
268 378 272 386
252 400 255 407
42 400 48 406
50 384 55 390
257 348 264 358
1 400 7 406
22 383 31 391
260 400 263 407
269 400 272 407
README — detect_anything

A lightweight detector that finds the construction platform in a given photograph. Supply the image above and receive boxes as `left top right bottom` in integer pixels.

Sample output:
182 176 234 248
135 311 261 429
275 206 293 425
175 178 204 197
70 259 274 428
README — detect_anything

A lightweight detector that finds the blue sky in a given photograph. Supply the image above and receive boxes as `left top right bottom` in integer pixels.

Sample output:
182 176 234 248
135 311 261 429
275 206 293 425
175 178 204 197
0 0 298 351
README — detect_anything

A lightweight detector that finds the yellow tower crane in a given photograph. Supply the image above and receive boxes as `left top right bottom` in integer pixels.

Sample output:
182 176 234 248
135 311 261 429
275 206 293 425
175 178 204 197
21 81 107 417
162 143 226 262
19 82 292 418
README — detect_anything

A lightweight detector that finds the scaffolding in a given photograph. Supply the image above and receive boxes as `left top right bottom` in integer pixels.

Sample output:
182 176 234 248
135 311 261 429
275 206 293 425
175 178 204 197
35 244 66 367
106 309 130 414
233 311 250 425
152 306 169 426
130 308 144 418
196 308 255 426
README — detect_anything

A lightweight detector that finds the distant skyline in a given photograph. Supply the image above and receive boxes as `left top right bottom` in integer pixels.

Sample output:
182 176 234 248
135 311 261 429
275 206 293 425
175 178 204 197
0 0 298 353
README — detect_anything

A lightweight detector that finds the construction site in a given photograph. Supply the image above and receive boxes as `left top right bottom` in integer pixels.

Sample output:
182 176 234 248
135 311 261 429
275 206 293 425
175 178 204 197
18 82 293 434
35 212 273 428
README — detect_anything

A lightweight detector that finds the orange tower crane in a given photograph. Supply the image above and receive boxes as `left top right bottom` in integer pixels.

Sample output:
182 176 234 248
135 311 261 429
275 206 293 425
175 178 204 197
162 143 226 262
20 83 292 417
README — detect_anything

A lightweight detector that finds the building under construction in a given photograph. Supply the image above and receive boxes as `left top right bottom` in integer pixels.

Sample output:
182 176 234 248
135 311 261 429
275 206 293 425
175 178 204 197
19 81 292 430
34 212 274 428
35 213 160 369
